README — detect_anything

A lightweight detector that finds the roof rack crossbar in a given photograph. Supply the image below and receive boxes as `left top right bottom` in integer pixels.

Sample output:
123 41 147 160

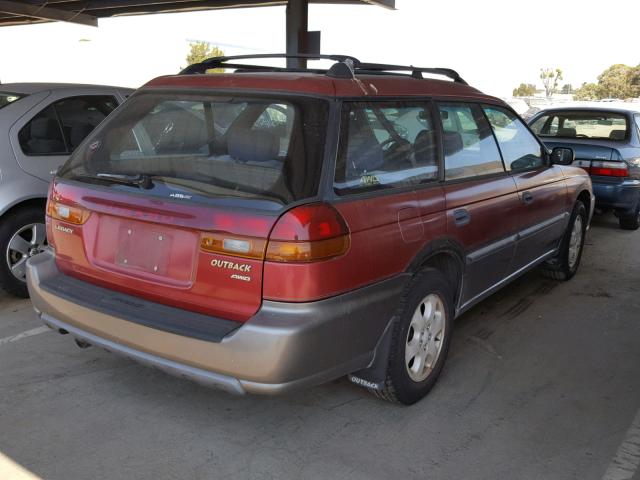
180 53 360 75
180 54 467 85
354 63 468 84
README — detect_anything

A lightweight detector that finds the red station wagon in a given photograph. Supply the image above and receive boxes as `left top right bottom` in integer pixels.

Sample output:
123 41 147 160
27 55 594 404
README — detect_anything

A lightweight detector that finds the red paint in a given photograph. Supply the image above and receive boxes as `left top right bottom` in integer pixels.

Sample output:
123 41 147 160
144 73 497 102
48 71 592 322
50 180 276 321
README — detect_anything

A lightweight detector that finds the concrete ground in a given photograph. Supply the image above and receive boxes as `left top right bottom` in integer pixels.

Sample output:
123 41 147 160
0 212 639 480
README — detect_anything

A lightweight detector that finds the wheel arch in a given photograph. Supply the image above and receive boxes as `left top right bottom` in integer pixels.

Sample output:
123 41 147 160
405 237 466 308
576 189 592 218
0 197 47 220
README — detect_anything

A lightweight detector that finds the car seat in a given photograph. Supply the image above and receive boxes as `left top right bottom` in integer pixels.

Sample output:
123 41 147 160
26 118 66 154
558 127 577 138
609 130 625 140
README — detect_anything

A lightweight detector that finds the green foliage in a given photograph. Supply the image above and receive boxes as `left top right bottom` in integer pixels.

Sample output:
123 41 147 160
597 64 638 99
573 82 602 101
540 68 563 98
185 42 225 73
574 64 640 100
512 83 536 97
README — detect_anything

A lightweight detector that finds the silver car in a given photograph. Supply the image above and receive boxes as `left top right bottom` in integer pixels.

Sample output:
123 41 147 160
0 83 132 296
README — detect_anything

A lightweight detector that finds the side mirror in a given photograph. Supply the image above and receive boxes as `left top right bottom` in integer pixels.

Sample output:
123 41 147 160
550 147 574 166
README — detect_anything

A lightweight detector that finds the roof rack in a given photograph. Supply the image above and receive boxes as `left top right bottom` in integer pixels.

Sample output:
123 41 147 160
179 54 468 85
179 54 360 74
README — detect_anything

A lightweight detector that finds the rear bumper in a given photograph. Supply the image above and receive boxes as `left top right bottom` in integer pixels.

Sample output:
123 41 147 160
27 250 408 395
592 179 640 212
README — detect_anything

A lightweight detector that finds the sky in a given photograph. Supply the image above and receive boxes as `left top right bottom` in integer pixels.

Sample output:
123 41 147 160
0 0 638 97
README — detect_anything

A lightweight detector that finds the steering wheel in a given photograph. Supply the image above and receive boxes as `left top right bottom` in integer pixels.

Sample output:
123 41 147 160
380 137 415 168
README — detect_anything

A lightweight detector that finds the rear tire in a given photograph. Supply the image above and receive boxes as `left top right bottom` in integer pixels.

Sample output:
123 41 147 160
619 202 640 230
0 206 47 298
372 268 454 405
541 201 587 281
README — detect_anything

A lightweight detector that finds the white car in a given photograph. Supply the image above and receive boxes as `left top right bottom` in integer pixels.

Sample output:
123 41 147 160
0 83 132 296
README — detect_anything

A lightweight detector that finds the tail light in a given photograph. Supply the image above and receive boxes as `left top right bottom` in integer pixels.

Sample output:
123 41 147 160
46 200 90 224
265 203 350 263
200 233 266 260
199 203 350 263
588 161 628 177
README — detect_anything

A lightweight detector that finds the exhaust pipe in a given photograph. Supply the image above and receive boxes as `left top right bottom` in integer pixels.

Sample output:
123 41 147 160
74 339 92 349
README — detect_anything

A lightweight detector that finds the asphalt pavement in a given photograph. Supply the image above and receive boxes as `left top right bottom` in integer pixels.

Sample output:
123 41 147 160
0 212 639 480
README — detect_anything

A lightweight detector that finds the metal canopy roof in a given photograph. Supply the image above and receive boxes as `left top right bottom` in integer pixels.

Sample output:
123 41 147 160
0 0 394 27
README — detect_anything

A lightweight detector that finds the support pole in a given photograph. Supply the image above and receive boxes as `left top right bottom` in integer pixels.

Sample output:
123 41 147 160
285 0 308 69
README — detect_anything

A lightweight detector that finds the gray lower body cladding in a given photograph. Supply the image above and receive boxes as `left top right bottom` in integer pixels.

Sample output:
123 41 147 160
26 250 409 395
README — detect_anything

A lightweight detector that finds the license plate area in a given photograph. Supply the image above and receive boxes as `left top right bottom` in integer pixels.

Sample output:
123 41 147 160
92 215 197 286
115 226 173 275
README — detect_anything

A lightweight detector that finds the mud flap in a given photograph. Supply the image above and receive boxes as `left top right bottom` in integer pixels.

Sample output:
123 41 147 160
348 316 395 390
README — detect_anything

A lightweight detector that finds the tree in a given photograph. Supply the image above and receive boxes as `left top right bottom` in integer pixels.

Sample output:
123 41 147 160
572 63 640 101
629 65 640 97
185 42 225 73
561 84 573 95
540 68 563 98
597 64 636 99
573 82 602 101
512 83 536 97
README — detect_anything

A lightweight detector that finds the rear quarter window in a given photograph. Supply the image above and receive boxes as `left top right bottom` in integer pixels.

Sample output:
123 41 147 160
334 102 439 195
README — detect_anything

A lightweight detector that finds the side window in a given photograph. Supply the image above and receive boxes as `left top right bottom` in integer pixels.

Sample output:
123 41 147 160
483 106 544 171
19 95 117 156
334 102 439 195
436 103 504 180
18 105 66 155
635 114 640 138
55 96 117 150
531 115 559 136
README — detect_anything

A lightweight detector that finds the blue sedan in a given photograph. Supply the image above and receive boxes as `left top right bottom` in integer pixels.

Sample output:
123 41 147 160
529 105 640 230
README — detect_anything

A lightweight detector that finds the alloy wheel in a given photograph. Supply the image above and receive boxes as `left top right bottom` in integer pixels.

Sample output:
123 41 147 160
567 215 583 270
6 223 47 281
405 293 447 382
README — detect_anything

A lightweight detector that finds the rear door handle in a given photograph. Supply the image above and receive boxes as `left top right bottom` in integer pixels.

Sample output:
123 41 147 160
522 191 534 205
453 208 471 227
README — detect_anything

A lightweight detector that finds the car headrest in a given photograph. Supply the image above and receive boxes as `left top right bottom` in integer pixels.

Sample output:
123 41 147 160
609 130 625 140
227 128 279 163
442 131 463 157
558 128 576 138
70 124 95 149
30 118 60 140
414 130 437 165
346 127 384 175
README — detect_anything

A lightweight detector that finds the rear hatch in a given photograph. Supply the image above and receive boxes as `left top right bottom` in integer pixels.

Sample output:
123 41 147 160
49 90 329 321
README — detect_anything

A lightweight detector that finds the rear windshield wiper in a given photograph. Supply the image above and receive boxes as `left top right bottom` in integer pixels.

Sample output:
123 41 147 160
91 173 154 189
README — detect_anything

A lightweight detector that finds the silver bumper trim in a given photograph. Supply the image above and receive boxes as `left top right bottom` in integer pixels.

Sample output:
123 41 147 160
40 313 246 395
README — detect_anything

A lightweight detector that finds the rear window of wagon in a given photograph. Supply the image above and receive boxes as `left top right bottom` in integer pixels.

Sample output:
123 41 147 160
58 92 329 207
